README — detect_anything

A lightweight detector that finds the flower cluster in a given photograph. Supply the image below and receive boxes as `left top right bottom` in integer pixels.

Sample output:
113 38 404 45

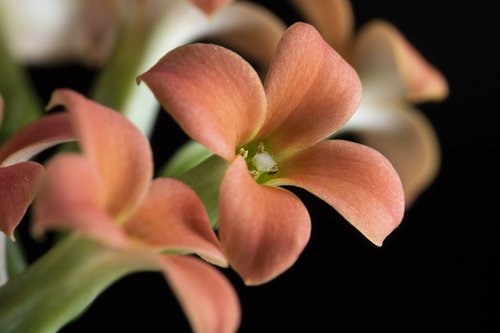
0 0 447 332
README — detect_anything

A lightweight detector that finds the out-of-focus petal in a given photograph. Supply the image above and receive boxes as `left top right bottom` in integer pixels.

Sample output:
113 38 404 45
290 0 354 54
0 96 3 126
353 20 448 103
260 22 361 158
124 178 227 267
0 162 44 238
0 0 83 64
47 89 152 221
189 0 232 16
218 157 311 285
32 154 126 246
138 43 266 161
344 101 440 206
272 140 405 246
159 255 240 333
0 112 73 166
200 1 286 71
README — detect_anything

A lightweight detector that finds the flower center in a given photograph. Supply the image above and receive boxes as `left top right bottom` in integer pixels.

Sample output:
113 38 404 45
239 142 279 182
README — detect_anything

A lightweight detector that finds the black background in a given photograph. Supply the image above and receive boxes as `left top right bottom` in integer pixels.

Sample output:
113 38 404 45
15 1 499 332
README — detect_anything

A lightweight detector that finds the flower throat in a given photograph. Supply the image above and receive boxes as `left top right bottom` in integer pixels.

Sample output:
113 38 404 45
239 142 279 183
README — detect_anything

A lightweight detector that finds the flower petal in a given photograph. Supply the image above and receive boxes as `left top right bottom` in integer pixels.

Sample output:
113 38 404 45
138 43 267 161
272 140 405 246
218 156 311 285
159 255 240 333
0 112 73 166
260 22 361 158
290 0 354 54
342 100 440 206
32 154 126 246
47 89 153 221
189 0 232 16
124 178 227 266
0 161 44 237
353 20 449 103
200 1 286 71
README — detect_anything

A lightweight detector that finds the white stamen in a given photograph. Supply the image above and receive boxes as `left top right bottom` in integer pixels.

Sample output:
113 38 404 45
252 151 277 173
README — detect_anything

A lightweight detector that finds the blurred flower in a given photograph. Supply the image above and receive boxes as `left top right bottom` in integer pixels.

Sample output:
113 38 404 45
0 0 283 68
33 89 239 333
139 23 405 285
290 0 449 205
0 95 73 238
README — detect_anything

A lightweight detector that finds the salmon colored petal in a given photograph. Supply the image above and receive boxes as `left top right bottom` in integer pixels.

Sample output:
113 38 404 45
138 43 267 161
124 178 227 267
0 161 44 238
290 0 354 55
47 89 153 221
353 20 449 103
271 140 405 246
260 22 361 158
347 103 440 206
218 156 311 285
201 1 286 71
159 255 240 333
189 0 232 16
0 112 73 166
32 154 126 246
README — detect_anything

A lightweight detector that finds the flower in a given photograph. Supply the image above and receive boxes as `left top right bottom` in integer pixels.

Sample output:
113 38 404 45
33 89 240 333
290 0 449 205
0 95 73 238
138 22 405 285
0 0 282 68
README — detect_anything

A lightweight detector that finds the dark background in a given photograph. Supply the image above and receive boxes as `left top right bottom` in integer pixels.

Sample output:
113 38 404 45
16 1 498 332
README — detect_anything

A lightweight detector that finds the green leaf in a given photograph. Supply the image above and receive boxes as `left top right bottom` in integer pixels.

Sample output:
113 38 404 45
176 155 228 228
160 140 213 178
0 234 154 333
0 24 42 143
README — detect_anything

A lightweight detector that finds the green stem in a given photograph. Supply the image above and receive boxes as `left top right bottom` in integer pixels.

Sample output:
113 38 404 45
88 6 158 137
173 155 229 228
0 23 42 143
5 234 27 277
0 234 153 333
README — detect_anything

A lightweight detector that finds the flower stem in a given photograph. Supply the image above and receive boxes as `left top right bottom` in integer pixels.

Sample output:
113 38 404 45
0 234 151 333
0 24 42 143
174 154 228 228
